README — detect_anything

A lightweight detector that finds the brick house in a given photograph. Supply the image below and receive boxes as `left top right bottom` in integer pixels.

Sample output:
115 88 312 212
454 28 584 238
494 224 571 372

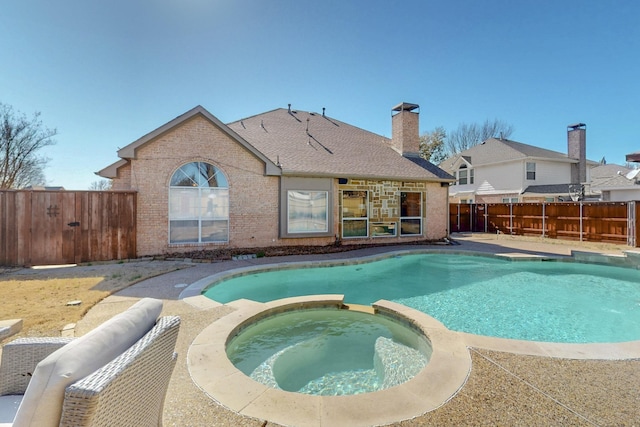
97 103 454 257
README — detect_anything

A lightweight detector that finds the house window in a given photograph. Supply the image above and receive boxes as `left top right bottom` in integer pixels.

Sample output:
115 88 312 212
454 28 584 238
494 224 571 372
457 165 473 185
400 192 422 236
502 197 518 203
526 162 536 180
287 191 328 233
342 190 368 238
280 177 333 238
169 162 229 244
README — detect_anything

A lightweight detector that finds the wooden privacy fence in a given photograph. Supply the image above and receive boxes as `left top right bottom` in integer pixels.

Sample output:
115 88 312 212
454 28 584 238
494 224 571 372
450 202 639 247
0 190 137 266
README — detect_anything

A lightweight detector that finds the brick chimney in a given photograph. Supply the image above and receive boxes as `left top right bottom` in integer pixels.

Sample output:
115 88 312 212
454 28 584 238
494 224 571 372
568 123 586 184
392 102 420 155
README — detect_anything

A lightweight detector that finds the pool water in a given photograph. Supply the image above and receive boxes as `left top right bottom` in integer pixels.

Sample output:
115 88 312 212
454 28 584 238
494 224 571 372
226 309 431 395
204 254 640 343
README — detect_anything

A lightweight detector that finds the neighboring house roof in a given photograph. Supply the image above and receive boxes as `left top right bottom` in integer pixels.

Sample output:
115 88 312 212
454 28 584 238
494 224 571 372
591 170 640 191
522 184 573 195
439 138 576 171
227 108 452 182
23 185 65 191
590 163 632 188
590 163 631 178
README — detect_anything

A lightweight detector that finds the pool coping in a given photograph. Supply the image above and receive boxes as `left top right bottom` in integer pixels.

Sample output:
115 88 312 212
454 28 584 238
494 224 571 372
187 295 472 427
181 248 640 361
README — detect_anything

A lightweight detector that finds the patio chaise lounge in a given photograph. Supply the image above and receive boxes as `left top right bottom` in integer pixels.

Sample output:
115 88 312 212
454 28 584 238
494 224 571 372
0 298 180 427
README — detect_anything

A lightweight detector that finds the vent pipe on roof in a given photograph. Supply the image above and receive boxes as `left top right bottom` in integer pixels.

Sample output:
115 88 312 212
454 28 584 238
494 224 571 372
322 107 325 117
288 104 291 113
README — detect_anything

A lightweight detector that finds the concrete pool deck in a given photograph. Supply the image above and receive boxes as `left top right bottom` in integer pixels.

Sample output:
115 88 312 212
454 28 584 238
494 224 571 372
75 233 640 426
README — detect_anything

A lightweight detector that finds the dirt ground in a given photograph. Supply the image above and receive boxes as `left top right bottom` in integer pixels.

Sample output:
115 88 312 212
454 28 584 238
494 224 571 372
0 260 191 338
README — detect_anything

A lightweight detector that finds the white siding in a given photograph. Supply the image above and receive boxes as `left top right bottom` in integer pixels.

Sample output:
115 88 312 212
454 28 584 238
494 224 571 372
528 160 572 186
607 189 640 202
475 161 524 193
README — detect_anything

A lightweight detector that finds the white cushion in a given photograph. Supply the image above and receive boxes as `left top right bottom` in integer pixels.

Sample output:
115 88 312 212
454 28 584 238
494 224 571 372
0 394 22 426
13 298 162 427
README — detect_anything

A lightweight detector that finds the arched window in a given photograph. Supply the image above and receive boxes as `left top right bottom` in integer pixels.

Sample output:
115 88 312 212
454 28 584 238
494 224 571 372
168 162 229 244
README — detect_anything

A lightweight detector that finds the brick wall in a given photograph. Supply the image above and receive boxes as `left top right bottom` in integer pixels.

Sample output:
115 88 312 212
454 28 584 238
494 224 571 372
110 115 449 256
126 115 283 255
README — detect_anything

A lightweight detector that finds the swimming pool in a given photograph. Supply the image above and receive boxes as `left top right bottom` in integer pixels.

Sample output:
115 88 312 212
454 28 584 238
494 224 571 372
202 253 640 343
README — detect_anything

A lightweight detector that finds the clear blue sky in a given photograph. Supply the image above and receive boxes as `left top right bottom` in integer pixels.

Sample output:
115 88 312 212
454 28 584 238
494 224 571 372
2 0 639 190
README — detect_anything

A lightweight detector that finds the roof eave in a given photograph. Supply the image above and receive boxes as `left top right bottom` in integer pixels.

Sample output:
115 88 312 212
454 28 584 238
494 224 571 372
281 170 453 183
96 159 128 179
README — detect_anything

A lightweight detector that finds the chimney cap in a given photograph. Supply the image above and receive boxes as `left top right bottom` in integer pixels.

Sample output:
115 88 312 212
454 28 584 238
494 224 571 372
392 102 419 113
568 123 586 130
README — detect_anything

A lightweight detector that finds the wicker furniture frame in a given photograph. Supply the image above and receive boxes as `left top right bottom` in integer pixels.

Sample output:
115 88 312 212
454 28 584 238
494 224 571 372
0 315 180 427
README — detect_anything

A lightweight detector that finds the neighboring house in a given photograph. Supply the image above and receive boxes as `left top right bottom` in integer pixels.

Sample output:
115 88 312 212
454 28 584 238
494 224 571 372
439 124 599 203
626 151 640 163
23 186 66 191
590 163 640 201
97 103 454 257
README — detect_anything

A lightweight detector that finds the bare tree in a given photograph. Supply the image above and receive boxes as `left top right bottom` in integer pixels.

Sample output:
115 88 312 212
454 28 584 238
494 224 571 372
419 126 448 163
0 103 56 189
89 179 113 190
446 119 514 154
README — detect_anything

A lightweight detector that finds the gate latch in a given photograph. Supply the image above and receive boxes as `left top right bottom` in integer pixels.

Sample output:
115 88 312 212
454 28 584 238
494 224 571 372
67 221 80 227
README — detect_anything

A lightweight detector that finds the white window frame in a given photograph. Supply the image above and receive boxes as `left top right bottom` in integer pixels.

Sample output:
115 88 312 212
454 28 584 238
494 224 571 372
526 162 536 180
168 162 229 244
400 191 422 236
287 190 329 234
342 190 369 238
457 165 474 185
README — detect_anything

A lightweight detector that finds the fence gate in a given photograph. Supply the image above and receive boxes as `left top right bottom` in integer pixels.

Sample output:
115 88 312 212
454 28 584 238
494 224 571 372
0 190 137 266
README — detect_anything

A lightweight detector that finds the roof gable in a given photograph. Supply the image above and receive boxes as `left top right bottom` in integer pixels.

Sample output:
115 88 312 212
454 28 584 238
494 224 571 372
116 105 281 176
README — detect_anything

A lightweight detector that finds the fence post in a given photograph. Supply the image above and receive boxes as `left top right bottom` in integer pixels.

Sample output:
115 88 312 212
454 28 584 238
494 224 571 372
579 202 583 242
542 203 546 238
456 204 460 232
509 203 513 235
628 201 636 247
484 203 488 232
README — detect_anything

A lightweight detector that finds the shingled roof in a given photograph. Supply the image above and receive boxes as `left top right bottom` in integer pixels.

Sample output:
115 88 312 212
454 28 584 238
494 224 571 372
227 107 452 182
99 105 453 183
